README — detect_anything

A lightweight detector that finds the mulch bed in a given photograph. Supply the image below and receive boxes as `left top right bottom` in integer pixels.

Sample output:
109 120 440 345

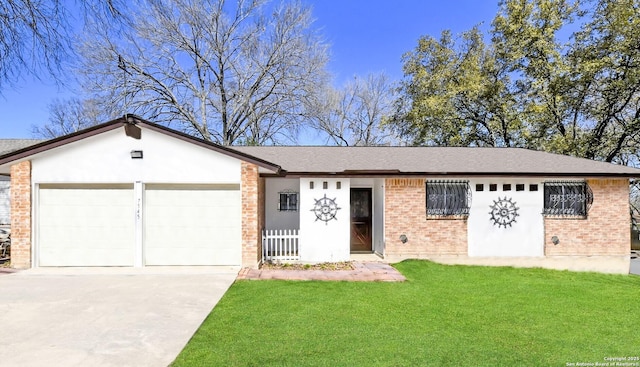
260 261 355 271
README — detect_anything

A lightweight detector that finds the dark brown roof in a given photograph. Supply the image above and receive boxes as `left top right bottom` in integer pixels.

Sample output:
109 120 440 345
234 146 640 177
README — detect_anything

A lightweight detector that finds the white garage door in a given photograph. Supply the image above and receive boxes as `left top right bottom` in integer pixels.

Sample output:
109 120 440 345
38 184 135 266
144 184 241 266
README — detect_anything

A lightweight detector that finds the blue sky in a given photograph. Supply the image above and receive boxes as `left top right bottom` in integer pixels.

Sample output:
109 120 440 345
0 0 499 139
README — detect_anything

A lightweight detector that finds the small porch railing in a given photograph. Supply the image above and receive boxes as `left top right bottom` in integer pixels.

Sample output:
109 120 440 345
262 229 299 262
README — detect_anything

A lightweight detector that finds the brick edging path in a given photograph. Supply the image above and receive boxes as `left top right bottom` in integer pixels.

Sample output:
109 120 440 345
237 262 406 282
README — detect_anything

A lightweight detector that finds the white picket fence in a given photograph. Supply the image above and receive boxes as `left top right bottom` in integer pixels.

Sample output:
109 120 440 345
262 229 299 262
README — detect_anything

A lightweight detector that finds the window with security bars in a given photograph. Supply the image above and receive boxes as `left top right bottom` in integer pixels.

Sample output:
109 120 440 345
426 181 471 216
278 192 298 211
543 181 593 217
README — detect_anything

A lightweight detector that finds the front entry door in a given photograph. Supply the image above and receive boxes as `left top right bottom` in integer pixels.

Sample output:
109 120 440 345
350 188 372 252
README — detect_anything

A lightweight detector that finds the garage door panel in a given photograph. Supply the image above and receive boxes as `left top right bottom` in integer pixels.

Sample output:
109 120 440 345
40 248 133 267
39 187 135 266
144 187 241 266
38 184 241 267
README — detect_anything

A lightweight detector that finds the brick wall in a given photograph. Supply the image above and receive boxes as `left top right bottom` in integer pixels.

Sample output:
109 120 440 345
10 161 31 269
384 178 467 257
544 179 629 256
241 162 261 267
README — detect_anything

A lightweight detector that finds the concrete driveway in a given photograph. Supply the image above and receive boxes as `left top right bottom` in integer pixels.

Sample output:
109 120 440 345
0 267 238 367
630 256 640 276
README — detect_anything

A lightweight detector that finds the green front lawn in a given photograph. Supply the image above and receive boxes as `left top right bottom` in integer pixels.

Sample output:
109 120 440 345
172 260 640 366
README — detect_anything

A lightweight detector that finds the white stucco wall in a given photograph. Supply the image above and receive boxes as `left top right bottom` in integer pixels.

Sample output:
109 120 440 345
467 179 544 257
299 178 350 262
373 179 385 255
264 178 300 230
21 126 247 267
31 127 241 184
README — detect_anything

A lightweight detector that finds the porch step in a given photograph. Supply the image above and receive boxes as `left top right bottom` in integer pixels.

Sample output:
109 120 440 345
350 253 385 262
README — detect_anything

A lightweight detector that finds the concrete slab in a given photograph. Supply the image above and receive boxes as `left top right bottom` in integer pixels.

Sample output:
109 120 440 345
0 267 238 367
237 262 405 282
630 257 640 276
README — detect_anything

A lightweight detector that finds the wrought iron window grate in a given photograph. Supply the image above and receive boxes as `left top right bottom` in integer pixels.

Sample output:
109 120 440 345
278 191 298 211
426 180 471 216
543 181 593 217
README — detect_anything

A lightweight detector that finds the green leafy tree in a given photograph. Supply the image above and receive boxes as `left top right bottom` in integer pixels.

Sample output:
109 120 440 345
491 0 579 154
567 0 640 163
393 27 524 147
393 0 640 166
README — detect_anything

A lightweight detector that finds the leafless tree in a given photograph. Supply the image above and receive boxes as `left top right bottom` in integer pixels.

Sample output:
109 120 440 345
0 0 69 90
77 0 329 145
32 98 110 139
310 73 397 146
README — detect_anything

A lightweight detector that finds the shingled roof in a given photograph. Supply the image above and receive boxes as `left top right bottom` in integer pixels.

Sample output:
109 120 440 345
1 123 639 178
234 146 640 177
0 139 44 156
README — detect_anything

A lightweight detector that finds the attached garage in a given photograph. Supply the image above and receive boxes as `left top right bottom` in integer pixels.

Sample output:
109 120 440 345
0 117 279 269
38 184 135 266
144 184 241 266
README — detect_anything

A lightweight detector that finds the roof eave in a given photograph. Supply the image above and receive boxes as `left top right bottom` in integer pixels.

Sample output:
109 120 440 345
259 170 640 178
0 115 283 174
135 121 282 173
0 118 125 166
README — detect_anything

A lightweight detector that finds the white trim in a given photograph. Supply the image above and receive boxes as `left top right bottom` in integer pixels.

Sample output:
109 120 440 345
378 180 386 257
134 181 143 267
32 182 38 268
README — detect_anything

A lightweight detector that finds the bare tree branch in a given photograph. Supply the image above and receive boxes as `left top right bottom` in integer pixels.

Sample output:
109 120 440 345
31 98 109 138
309 73 398 146
0 0 70 91
77 0 329 145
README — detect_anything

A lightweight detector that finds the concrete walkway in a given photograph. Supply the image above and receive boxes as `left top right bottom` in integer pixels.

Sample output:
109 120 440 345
0 267 238 367
237 261 406 282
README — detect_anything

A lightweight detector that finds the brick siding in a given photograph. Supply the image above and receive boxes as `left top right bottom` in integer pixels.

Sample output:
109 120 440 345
10 161 31 269
384 178 467 257
544 178 629 256
241 162 262 267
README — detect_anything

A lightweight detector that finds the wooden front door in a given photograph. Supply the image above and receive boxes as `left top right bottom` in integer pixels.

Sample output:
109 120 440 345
350 188 372 252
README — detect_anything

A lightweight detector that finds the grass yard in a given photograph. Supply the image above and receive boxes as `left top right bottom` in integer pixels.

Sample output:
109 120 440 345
172 260 640 366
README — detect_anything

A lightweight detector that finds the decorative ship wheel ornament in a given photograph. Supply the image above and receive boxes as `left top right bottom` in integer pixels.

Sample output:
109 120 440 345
311 194 341 225
489 197 519 228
